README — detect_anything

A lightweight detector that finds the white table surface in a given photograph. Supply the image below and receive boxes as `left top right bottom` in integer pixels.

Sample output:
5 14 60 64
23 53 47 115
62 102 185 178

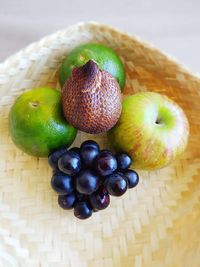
1 0 200 75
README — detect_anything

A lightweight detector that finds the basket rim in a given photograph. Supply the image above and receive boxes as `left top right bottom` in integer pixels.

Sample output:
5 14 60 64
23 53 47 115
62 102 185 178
0 21 200 80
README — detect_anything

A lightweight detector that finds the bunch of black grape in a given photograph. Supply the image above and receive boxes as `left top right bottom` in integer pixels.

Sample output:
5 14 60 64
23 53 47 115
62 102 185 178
48 140 139 220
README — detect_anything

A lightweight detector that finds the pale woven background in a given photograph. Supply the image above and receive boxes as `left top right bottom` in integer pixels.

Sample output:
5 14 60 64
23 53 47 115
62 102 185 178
1 0 200 72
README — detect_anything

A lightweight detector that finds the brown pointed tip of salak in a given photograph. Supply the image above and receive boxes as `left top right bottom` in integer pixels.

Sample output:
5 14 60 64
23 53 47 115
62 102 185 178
72 60 99 80
62 61 122 134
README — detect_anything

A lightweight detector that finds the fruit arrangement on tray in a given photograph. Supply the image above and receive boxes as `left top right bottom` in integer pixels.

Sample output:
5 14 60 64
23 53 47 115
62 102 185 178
8 43 189 220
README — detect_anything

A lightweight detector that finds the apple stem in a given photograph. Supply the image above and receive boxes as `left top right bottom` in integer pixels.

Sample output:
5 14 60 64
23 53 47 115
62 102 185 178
155 118 162 125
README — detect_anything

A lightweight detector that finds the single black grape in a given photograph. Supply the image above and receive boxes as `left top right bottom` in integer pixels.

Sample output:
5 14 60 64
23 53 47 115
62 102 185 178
48 147 67 170
89 188 110 210
76 169 100 195
105 172 128 197
58 151 81 176
123 169 139 188
80 146 99 167
58 193 76 209
95 150 117 176
80 140 100 151
116 153 132 170
74 201 93 219
51 172 73 195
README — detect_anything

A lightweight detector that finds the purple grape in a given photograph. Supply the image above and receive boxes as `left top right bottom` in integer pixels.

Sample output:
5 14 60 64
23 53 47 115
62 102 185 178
80 140 100 151
116 153 132 170
123 170 139 188
51 172 73 195
95 151 117 176
105 172 127 197
58 151 81 176
58 193 76 209
74 201 93 219
89 188 110 210
76 169 100 195
48 147 67 170
80 146 99 167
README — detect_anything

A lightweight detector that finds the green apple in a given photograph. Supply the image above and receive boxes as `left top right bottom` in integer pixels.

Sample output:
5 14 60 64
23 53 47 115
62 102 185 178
108 92 189 170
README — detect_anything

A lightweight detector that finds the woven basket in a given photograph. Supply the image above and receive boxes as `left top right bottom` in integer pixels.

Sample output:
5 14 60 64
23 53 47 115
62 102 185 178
0 22 199 267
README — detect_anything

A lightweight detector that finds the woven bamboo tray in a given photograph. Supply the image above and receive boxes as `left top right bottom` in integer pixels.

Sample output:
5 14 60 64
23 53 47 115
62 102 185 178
0 22 200 267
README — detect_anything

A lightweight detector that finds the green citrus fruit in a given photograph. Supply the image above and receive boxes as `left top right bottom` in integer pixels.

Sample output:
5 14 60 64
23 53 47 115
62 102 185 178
8 87 77 157
59 43 125 91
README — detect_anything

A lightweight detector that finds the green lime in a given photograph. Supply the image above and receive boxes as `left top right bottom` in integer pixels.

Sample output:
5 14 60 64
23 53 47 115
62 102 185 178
59 43 125 91
8 87 77 157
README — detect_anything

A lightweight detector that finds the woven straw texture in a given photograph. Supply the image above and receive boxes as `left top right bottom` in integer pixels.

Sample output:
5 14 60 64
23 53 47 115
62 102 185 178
0 22 200 267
